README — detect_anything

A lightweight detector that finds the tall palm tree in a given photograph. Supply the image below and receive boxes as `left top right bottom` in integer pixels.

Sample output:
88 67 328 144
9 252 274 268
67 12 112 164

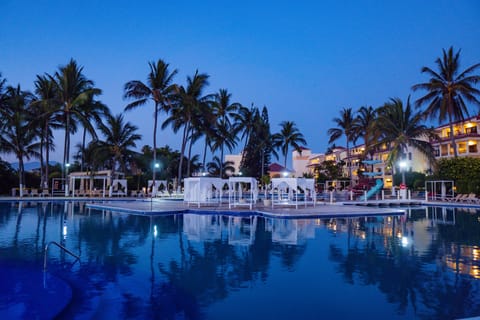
272 121 307 168
162 70 211 189
352 105 379 160
233 104 256 160
206 156 235 177
96 112 142 176
124 59 178 189
0 85 38 194
376 97 437 179
51 59 101 173
32 75 61 189
212 89 240 177
327 107 358 185
412 46 480 157
78 98 108 171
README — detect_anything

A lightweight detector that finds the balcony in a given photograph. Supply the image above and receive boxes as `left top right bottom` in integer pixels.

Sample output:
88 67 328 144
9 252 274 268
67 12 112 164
431 131 480 144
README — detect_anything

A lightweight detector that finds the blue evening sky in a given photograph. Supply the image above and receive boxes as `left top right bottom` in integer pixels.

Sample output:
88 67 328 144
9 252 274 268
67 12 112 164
1 0 479 165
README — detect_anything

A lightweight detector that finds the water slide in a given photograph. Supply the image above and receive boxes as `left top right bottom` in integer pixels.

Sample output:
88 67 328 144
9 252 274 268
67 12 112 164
359 179 383 201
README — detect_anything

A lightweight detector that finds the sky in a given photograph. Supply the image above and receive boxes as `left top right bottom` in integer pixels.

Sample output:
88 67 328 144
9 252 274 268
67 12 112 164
1 0 480 166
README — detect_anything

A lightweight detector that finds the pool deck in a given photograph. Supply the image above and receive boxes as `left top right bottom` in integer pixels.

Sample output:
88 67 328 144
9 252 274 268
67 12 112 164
84 198 407 218
2 196 480 218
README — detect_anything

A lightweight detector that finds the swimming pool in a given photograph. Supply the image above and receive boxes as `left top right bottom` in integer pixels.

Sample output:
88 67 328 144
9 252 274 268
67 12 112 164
0 201 479 319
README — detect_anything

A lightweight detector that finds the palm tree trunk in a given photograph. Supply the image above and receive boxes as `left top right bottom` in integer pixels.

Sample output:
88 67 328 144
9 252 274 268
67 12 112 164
187 134 193 177
177 122 190 192
19 156 24 196
81 127 87 171
347 140 352 187
152 104 158 195
63 113 69 181
45 132 50 190
220 144 224 178
202 136 208 172
39 134 45 189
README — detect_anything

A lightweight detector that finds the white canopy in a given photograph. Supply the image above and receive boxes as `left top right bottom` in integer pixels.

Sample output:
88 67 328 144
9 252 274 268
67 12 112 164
271 177 316 208
147 180 168 197
109 179 128 197
228 177 258 210
184 177 228 207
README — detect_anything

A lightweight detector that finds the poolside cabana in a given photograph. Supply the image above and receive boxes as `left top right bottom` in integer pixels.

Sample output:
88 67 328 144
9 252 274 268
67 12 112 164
228 177 258 210
271 177 316 209
425 180 455 201
69 170 124 197
184 177 228 207
109 179 128 197
147 180 168 197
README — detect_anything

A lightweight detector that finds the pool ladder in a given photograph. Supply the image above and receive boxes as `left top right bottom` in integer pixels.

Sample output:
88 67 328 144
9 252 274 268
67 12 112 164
43 241 80 271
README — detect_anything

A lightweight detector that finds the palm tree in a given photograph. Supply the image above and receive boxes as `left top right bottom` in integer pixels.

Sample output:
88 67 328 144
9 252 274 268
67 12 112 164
96 112 142 176
352 105 379 160
51 59 101 174
124 59 178 190
78 98 108 171
412 46 480 157
233 104 255 152
0 85 38 195
162 70 211 189
32 75 61 189
327 107 358 185
212 89 240 177
376 97 437 182
272 121 307 168
206 156 235 177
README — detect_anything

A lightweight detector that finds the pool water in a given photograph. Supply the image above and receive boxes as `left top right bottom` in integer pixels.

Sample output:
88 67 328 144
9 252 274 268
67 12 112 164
0 202 479 319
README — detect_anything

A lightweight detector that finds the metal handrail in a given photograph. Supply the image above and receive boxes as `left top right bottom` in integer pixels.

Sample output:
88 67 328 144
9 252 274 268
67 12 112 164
43 241 80 271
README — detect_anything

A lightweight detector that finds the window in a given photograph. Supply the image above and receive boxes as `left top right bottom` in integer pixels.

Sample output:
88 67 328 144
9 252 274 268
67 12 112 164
458 142 467 154
466 126 478 134
441 145 449 156
408 152 412 160
469 143 478 153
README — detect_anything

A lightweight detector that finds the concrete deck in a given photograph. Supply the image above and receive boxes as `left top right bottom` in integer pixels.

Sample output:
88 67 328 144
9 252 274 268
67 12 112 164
84 198 406 218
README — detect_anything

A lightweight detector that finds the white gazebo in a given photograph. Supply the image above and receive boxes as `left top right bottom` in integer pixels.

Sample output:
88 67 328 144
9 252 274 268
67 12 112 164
69 170 124 197
109 179 128 197
147 180 168 197
183 177 228 207
228 177 258 210
271 177 316 209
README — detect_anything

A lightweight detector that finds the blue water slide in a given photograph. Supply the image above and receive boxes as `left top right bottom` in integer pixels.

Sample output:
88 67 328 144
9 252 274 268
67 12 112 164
358 179 383 201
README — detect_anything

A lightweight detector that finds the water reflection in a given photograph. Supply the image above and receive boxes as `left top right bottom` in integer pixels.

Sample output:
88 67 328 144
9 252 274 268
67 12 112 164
0 203 479 319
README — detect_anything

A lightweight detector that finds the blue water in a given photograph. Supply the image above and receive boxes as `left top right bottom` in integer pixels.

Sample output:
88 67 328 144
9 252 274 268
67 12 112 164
0 202 479 319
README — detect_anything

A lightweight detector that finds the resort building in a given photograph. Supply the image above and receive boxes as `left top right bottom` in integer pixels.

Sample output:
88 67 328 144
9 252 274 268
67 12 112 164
432 115 480 159
224 115 480 188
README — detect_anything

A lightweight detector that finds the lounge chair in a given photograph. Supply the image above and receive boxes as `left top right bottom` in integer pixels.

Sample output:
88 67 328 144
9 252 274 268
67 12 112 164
445 194 463 202
41 189 50 197
464 193 480 204
30 188 39 197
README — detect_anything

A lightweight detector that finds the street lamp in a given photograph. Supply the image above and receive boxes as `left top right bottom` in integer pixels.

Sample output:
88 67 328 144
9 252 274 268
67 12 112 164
152 163 160 197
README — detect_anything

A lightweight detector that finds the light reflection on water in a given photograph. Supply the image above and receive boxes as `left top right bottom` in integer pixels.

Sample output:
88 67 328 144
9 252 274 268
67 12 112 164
0 202 479 320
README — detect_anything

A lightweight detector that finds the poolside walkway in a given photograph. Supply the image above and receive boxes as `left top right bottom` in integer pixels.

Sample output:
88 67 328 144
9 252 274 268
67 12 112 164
83 198 406 218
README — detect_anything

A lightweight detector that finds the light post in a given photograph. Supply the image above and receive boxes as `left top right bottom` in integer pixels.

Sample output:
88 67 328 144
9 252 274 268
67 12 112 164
152 163 160 197
65 163 71 196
